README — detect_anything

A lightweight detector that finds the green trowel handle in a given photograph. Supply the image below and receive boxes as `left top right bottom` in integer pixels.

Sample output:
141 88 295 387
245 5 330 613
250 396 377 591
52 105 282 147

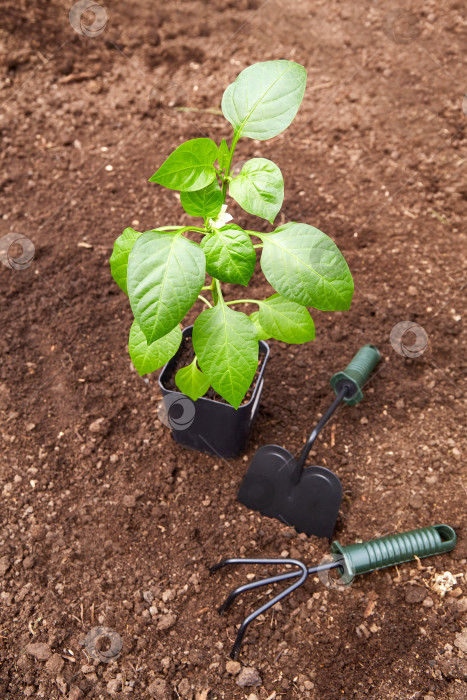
330 344 381 406
331 525 457 584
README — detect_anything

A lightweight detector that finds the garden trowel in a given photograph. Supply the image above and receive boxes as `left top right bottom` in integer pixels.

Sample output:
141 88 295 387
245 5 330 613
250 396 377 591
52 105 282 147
237 345 381 538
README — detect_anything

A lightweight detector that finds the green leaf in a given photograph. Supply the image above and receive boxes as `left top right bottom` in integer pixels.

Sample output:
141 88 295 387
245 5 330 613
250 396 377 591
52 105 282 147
180 181 223 219
200 225 256 286
221 60 307 141
229 158 284 224
129 321 182 376
110 227 144 295
260 222 354 311
249 311 270 341
175 359 210 401
149 138 218 191
218 138 230 170
193 303 258 409
258 294 315 343
127 231 206 344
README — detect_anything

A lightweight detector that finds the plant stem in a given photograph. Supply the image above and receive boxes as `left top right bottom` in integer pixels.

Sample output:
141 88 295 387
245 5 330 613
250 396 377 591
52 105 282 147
221 132 240 201
211 278 218 306
245 230 265 239
225 299 260 306
197 295 213 308
214 134 241 307
253 244 263 249
176 226 207 235
214 279 224 305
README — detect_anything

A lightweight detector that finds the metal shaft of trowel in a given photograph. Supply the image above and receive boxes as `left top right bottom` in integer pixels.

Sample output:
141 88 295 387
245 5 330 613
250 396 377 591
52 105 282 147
290 385 350 485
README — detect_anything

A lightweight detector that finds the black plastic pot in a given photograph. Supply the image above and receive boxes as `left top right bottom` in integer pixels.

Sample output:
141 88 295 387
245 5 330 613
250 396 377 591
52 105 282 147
158 326 270 458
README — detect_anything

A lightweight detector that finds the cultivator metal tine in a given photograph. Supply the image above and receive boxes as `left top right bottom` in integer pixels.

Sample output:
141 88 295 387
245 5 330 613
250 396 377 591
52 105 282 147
218 569 300 613
210 557 309 659
211 557 345 609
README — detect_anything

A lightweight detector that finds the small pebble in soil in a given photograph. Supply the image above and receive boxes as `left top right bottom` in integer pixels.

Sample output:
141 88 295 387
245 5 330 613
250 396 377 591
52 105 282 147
22 555 35 570
143 590 155 604
56 677 67 694
162 588 175 603
147 677 168 698
454 628 467 653
450 587 463 598
236 667 262 687
410 493 424 509
405 586 427 604
225 660 241 675
68 688 84 700
107 675 122 695
25 642 52 661
89 417 108 433
178 678 191 696
45 653 64 675
0 556 10 576
157 613 177 630
195 691 210 700
122 494 137 508
356 624 371 639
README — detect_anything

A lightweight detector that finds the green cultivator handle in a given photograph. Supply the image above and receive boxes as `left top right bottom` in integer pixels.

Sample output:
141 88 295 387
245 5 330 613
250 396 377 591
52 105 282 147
330 344 381 406
331 524 457 584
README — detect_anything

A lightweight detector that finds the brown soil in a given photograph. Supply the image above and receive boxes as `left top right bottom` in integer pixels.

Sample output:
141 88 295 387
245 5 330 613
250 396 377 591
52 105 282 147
1 1 466 699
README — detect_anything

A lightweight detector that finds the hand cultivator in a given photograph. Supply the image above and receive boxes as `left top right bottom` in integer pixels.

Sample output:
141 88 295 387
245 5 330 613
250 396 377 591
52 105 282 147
211 525 457 659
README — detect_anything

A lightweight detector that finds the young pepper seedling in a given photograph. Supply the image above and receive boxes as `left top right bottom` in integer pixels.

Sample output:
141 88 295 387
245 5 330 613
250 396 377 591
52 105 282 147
110 60 354 408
